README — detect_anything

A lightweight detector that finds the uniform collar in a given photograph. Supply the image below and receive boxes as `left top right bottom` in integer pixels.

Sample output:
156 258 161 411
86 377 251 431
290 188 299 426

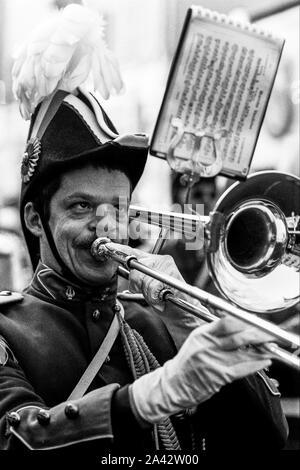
28 261 118 305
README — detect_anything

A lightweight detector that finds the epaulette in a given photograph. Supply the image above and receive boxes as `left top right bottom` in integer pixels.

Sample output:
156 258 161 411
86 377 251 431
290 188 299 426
0 291 24 306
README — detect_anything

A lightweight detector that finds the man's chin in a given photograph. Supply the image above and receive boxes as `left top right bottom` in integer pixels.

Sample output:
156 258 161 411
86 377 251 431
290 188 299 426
73 259 118 286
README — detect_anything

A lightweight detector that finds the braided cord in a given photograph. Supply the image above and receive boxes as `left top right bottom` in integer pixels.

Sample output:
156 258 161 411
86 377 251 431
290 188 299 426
116 311 181 451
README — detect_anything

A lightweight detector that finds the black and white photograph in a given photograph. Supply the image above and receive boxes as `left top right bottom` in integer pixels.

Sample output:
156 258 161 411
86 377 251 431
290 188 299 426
0 0 299 460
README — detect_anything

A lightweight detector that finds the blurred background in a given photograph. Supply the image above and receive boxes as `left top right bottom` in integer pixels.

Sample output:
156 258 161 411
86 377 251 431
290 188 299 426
0 0 299 449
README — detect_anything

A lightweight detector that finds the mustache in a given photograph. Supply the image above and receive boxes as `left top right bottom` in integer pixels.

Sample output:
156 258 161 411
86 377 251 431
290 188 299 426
73 236 125 250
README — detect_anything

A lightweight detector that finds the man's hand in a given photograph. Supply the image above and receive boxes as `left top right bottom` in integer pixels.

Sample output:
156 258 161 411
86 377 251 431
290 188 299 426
111 242 207 347
113 243 189 311
130 316 273 424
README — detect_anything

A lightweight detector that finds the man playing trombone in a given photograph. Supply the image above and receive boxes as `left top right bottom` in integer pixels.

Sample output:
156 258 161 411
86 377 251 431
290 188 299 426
0 4 289 453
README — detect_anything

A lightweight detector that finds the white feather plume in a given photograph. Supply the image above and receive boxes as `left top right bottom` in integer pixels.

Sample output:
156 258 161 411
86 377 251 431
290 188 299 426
12 4 124 120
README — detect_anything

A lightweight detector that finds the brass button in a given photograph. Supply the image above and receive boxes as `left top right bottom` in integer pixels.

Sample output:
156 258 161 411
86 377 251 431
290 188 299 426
113 304 121 312
7 411 20 426
92 309 101 321
65 403 79 419
37 408 51 425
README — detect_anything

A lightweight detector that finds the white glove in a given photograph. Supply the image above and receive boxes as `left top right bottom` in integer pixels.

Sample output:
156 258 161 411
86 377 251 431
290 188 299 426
112 243 207 348
130 316 273 424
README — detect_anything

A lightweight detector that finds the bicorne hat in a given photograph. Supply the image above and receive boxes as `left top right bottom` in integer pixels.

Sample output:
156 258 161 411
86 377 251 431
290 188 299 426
12 4 149 271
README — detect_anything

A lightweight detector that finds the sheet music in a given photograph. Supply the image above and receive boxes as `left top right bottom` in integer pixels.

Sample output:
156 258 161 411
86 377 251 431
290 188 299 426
151 7 284 179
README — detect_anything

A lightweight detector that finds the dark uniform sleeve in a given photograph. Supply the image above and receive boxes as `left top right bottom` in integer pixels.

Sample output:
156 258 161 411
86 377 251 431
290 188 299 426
0 335 121 450
190 370 289 450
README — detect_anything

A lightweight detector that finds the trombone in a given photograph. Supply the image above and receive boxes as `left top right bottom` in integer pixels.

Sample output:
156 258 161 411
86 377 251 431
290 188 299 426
91 237 300 370
129 171 300 314
91 171 300 370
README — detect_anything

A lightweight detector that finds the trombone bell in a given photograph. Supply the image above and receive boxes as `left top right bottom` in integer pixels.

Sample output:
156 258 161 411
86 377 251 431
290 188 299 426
128 171 299 314
207 171 300 313
224 200 288 275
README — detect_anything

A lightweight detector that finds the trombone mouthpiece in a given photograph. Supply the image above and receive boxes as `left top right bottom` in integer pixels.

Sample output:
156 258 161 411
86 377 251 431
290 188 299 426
91 237 111 261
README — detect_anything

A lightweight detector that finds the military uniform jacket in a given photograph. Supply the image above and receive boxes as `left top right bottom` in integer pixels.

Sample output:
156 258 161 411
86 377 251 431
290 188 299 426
0 263 288 452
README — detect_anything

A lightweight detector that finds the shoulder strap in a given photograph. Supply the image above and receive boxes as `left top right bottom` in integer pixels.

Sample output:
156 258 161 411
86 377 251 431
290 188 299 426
67 300 124 400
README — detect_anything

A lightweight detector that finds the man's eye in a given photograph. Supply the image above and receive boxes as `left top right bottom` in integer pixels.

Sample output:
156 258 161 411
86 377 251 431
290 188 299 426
72 202 92 211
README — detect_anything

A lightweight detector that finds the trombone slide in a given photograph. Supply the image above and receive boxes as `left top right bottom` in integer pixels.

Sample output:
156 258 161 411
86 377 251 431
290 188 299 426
91 239 300 370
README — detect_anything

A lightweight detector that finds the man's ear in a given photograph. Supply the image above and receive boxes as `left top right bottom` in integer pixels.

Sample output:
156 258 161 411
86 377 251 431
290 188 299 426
24 202 43 238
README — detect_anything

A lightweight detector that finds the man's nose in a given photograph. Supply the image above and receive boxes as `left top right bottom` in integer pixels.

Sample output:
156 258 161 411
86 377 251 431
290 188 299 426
94 210 117 238
87 205 114 231
87 212 98 232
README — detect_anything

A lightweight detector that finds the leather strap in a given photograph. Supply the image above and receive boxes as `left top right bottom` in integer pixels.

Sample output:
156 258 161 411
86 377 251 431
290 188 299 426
67 300 124 400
